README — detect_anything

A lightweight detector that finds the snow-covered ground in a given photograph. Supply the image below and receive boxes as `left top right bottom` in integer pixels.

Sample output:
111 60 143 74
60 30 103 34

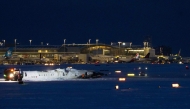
0 64 190 109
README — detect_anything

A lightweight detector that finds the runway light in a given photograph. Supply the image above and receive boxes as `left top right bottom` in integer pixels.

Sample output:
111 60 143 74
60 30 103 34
172 83 179 88
115 85 119 90
115 70 121 73
119 78 126 81
127 73 135 76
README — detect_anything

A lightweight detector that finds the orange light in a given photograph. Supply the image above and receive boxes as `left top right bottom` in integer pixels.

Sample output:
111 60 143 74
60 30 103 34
11 69 14 71
119 78 126 81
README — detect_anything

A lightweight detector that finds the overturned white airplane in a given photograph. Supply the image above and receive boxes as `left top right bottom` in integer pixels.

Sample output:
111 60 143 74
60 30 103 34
22 68 97 81
3 68 106 81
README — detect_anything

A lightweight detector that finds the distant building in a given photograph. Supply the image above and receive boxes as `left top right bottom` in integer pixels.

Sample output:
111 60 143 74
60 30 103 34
144 36 152 47
154 45 172 56
111 42 141 48
121 42 132 48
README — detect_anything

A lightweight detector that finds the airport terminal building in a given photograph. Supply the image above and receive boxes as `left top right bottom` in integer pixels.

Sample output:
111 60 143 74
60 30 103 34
0 42 155 63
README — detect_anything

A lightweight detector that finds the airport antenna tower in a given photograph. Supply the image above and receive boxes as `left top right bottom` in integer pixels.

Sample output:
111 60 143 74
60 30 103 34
144 36 152 47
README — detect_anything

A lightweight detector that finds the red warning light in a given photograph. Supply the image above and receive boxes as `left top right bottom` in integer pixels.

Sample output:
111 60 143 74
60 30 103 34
186 66 189 70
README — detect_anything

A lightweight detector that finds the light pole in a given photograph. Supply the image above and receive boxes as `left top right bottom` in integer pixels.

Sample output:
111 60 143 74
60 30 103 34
88 39 91 54
111 42 113 45
64 39 66 55
118 42 122 55
29 40 32 46
2 40 5 46
96 39 99 55
143 42 148 48
89 39 91 45
15 39 17 52
96 39 99 45
130 42 132 48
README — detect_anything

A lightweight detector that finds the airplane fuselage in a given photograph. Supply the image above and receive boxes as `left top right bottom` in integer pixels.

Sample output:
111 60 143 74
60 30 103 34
22 68 94 81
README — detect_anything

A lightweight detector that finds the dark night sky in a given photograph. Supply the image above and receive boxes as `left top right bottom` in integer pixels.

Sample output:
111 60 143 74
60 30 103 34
0 0 190 56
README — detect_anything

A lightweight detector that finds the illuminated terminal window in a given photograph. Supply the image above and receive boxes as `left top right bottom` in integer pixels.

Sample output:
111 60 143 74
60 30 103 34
128 50 144 52
38 50 49 53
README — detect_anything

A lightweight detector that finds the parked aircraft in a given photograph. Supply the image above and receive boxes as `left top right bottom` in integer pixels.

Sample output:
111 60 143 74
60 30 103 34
0 47 22 60
116 53 158 63
2 47 13 59
127 53 152 63
165 49 182 63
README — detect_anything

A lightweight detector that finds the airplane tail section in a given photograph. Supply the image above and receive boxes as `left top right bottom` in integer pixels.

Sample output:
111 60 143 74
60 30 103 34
144 53 150 58
4 47 13 59
127 53 139 63
135 53 140 60
127 53 150 63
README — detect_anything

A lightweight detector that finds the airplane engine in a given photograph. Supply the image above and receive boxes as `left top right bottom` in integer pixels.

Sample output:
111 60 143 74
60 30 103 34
78 71 106 79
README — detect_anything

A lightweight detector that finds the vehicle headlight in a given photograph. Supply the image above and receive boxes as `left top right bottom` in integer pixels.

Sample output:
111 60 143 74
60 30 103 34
9 74 14 78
